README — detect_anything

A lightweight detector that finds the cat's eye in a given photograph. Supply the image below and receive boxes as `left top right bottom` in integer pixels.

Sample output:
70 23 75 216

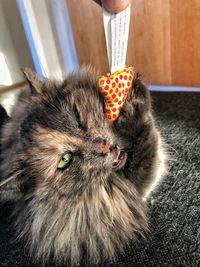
57 153 72 169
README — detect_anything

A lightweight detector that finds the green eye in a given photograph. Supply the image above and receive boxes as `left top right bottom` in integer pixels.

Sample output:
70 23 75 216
57 153 72 169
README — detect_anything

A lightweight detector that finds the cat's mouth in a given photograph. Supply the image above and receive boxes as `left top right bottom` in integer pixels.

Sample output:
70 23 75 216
111 146 127 170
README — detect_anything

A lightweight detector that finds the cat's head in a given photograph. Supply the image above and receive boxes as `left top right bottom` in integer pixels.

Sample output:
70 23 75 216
12 68 129 199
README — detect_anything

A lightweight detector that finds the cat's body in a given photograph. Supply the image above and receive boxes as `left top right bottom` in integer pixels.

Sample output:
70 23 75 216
0 68 166 266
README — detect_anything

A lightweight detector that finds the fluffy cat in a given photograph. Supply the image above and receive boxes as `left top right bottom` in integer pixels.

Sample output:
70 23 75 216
0 68 166 266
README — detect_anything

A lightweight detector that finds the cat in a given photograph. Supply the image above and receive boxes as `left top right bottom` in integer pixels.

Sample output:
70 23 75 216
0 67 167 266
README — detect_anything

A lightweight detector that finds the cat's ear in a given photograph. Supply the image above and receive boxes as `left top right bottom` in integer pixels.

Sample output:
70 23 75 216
23 68 43 94
0 175 21 201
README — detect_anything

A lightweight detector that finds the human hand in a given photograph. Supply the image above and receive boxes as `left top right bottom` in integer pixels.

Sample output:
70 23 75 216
94 0 132 13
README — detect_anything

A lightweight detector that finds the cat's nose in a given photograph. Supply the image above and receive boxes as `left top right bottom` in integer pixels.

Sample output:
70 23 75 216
101 143 111 154
101 144 119 155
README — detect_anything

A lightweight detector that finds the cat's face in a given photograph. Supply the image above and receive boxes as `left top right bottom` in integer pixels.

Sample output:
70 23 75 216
19 71 127 199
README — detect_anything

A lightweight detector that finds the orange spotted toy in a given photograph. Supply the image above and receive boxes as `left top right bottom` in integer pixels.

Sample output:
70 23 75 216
98 66 134 123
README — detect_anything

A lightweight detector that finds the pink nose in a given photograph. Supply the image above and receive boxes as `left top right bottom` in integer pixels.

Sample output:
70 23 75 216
101 144 111 154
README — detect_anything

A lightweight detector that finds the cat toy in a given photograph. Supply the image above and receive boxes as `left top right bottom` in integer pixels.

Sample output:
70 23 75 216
98 5 134 123
99 66 134 122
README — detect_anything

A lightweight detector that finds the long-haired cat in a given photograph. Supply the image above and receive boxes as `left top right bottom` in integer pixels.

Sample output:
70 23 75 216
0 68 166 266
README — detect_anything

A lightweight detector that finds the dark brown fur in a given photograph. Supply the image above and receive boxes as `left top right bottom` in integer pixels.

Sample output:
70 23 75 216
0 68 166 266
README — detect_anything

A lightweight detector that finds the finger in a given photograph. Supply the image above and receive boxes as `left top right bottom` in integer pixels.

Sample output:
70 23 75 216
101 0 132 13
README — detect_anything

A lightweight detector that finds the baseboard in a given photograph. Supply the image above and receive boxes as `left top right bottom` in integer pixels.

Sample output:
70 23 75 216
0 81 27 94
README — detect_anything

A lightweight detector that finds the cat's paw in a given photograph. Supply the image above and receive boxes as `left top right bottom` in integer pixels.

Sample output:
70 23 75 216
127 73 150 111
114 74 151 131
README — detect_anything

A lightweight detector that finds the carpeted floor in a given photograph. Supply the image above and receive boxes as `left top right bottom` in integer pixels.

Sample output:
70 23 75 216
0 92 199 267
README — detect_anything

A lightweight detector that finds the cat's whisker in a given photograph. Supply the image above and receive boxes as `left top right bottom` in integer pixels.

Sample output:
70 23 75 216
0 175 16 188
164 143 180 156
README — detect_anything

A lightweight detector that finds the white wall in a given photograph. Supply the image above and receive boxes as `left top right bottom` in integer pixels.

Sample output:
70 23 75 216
0 0 34 85
0 0 78 86
17 0 79 79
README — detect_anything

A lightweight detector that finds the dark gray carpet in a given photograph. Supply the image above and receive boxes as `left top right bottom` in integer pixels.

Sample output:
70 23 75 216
0 92 199 267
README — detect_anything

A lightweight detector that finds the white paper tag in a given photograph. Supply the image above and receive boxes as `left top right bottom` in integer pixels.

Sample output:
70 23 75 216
103 6 131 73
